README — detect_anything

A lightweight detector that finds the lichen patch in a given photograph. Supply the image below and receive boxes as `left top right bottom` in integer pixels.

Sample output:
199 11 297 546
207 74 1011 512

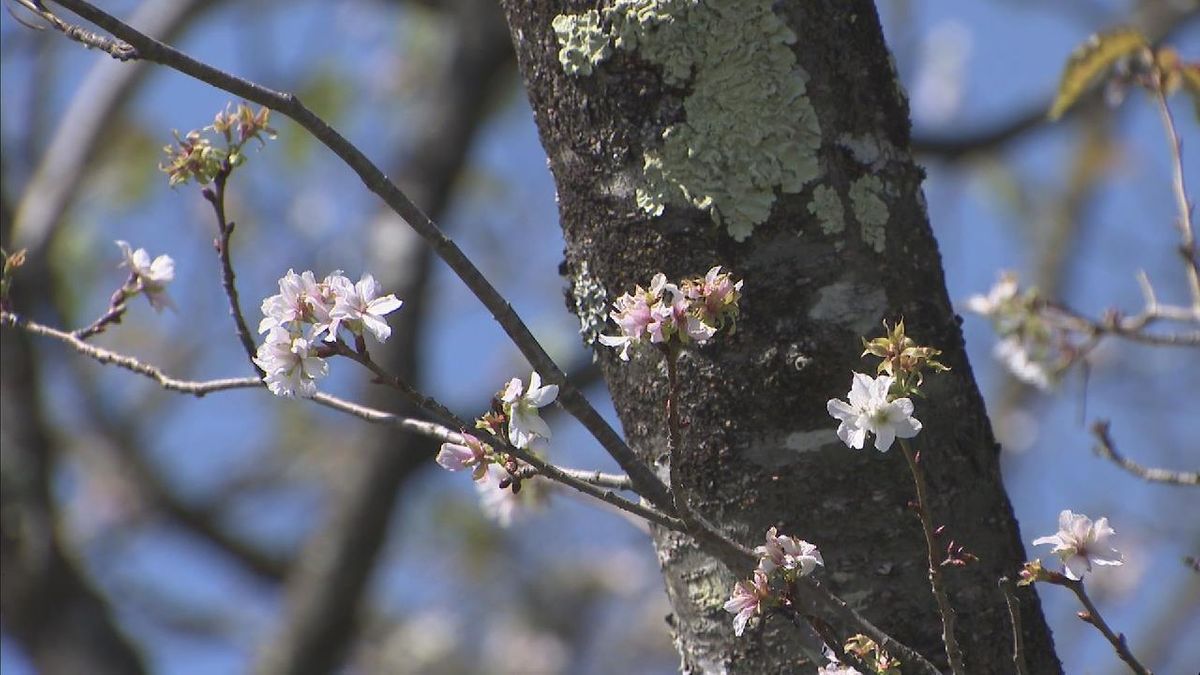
551 0 823 241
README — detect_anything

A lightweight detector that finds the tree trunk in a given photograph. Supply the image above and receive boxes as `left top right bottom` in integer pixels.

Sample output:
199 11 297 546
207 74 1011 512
500 1 1061 673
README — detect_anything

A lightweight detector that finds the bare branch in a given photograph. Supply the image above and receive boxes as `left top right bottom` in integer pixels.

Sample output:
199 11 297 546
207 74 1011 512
11 0 135 59
1063 578 1151 675
2 310 260 395
1091 420 1199 486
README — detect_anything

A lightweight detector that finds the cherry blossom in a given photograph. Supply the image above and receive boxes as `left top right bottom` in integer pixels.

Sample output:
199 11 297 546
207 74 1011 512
755 526 823 576
501 371 558 451
436 433 491 481
328 273 403 342
115 240 175 311
259 269 333 337
724 569 770 637
826 373 922 452
253 327 328 398
1033 509 1123 581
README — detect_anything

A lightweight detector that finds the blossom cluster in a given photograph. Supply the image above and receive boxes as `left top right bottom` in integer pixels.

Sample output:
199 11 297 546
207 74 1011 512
159 103 275 187
1029 509 1123 582
599 266 741 361
436 372 559 526
724 527 823 637
116 240 175 311
826 321 943 452
966 271 1059 390
254 269 402 397
436 434 547 527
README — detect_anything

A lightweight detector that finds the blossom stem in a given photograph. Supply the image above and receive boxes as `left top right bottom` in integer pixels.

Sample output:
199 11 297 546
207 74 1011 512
73 277 132 339
899 437 966 675
664 345 688 517
1064 578 1151 675
998 577 1030 675
202 164 262 377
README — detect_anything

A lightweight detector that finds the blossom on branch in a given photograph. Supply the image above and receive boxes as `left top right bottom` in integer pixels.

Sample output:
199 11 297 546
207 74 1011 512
599 267 741 361
115 240 175 311
1033 509 1123 580
755 526 823 576
826 373 922 452
328 273 403 342
724 569 770 637
253 327 328 398
436 433 492 481
501 371 558 451
965 271 1060 391
259 269 334 338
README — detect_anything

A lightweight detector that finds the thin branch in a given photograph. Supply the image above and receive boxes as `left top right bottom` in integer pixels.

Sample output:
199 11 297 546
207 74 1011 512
1091 420 1199 486
202 169 262 375
1063 578 1151 675
43 0 673 512
1152 86 1200 310
998 577 1030 675
330 341 682 531
12 0 136 59
899 438 966 675
512 464 633 491
73 275 132 339
3 311 260 395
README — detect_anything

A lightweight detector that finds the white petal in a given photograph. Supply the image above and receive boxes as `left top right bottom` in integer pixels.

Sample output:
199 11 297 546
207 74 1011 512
526 384 558 408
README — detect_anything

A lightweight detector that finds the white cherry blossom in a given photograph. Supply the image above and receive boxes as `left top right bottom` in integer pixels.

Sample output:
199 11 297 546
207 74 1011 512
501 371 558 451
254 327 328 398
116 240 175 311
328 273 403 342
1033 509 1123 580
826 373 922 452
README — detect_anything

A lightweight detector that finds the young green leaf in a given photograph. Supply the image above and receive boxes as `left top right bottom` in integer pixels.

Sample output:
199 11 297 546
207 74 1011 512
1048 28 1148 121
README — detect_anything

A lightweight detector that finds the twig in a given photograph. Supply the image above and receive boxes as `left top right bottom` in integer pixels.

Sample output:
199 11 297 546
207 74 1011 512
43 0 673 512
1152 85 1199 309
1064 578 1152 675
73 275 133 339
664 347 691 520
3 311 260 396
12 0 136 60
1091 420 1199 486
512 464 633 491
899 438 966 675
202 168 262 375
998 577 1029 675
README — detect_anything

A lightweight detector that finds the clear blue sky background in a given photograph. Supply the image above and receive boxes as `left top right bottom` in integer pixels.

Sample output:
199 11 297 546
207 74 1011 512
2 0 1197 673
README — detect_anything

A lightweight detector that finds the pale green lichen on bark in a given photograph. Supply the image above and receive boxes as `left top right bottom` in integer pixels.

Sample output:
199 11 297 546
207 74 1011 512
849 175 889 253
808 184 844 236
551 0 823 241
552 11 611 76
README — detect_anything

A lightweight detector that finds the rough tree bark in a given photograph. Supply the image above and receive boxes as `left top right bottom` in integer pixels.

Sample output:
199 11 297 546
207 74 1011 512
499 1 1061 673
